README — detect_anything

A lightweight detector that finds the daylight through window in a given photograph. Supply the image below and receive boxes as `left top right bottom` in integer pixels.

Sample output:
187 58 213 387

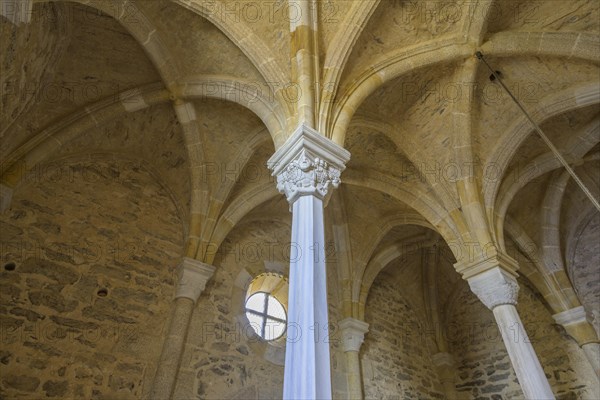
245 292 287 341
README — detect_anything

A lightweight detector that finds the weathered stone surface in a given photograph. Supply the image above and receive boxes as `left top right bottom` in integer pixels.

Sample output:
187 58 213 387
211 342 230 352
29 359 47 370
0 315 24 328
236 345 249 356
28 290 78 312
111 287 158 305
23 342 62 357
362 267 445 399
9 306 45 322
0 351 12 365
42 380 68 397
50 315 99 330
0 158 183 399
117 363 144 374
108 374 136 391
0 221 23 240
81 300 138 324
2 375 40 392
19 258 78 285
0 283 21 299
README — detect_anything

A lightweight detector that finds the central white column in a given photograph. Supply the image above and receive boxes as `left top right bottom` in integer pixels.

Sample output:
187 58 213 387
287 194 329 399
268 125 350 400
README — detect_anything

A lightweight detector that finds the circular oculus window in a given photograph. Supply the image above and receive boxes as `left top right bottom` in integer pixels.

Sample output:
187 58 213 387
245 291 287 341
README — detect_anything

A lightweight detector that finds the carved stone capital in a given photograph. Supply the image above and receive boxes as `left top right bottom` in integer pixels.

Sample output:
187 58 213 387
338 317 369 353
467 267 520 310
274 150 342 203
267 125 350 205
553 306 598 345
431 352 455 368
175 258 216 303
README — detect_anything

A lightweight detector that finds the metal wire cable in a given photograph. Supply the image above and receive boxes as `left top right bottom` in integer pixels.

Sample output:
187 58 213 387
475 51 600 212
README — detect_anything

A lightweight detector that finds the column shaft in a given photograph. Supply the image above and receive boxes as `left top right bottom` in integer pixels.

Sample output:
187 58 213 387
345 351 362 399
339 317 368 400
582 343 600 378
440 378 457 400
149 258 215 400
284 194 331 399
493 304 554 399
150 297 195 399
464 263 555 400
432 353 457 400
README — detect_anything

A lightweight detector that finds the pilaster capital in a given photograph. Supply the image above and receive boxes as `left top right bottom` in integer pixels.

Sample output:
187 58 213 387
338 317 369 352
553 306 598 345
431 352 455 368
267 124 350 205
175 258 216 303
467 267 520 310
553 306 589 326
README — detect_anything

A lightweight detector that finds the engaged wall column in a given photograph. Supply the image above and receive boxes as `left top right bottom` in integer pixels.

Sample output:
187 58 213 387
339 318 369 400
150 258 215 400
268 125 350 400
553 306 600 378
432 352 458 400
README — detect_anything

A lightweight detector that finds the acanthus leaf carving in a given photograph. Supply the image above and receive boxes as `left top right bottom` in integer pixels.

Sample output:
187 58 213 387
468 267 520 310
275 150 342 204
